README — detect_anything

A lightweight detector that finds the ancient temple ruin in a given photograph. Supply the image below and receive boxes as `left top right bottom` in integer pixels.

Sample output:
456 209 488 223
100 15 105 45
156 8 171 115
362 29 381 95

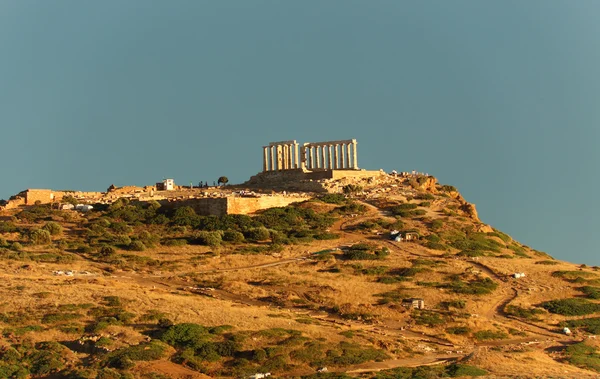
262 139 358 172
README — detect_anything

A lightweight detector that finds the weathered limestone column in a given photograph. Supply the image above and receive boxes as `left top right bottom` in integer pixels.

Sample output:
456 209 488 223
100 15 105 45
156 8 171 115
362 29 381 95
288 144 293 169
294 143 300 169
300 146 307 170
341 143 346 169
269 146 275 171
352 140 358 169
285 144 291 169
311 147 316 169
263 146 269 172
276 145 283 170
328 145 333 169
333 144 339 169
346 143 351 169
320 145 326 169
315 146 321 168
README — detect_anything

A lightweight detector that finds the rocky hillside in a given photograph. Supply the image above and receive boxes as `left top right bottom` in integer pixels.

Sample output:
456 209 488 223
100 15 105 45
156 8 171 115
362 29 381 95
0 174 599 378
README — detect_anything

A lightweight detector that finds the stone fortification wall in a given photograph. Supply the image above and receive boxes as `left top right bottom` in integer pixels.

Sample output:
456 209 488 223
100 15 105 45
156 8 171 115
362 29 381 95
244 169 384 193
159 198 228 216
158 195 305 217
226 196 305 215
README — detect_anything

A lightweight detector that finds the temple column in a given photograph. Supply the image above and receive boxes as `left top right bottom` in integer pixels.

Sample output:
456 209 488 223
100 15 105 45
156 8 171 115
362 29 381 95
285 145 290 169
320 145 326 169
328 145 333 169
315 146 321 169
288 144 293 169
263 147 269 172
276 145 283 170
333 144 339 169
294 143 300 168
311 147 316 169
352 141 358 168
269 146 275 171
341 143 346 169
300 146 307 170
346 143 351 168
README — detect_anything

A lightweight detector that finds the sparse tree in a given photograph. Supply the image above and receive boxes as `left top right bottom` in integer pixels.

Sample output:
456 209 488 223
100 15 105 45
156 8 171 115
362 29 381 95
217 176 229 186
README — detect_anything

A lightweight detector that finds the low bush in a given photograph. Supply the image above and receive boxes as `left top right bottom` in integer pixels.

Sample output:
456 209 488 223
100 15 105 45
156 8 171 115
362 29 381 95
412 310 445 327
446 326 470 335
563 317 600 334
194 231 223 247
474 330 508 341
27 229 52 245
540 298 600 316
319 194 347 204
128 241 146 251
163 238 188 246
222 230 245 243
105 341 168 369
160 323 210 349
343 244 389 261
505 305 545 320
564 342 600 372
42 222 63 236
580 286 600 300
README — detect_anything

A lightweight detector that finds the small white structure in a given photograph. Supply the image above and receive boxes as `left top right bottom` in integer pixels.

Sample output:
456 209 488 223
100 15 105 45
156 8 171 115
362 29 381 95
156 179 175 191
248 374 271 379
402 298 425 309
75 204 94 212
563 327 572 335
317 367 328 373
513 272 526 279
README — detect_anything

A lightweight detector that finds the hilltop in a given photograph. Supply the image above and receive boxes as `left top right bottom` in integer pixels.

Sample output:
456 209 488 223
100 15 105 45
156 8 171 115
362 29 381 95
0 172 599 378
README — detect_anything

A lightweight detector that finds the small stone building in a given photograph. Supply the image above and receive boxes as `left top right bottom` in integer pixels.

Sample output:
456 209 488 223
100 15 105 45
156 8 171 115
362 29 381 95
156 179 174 191
402 298 425 309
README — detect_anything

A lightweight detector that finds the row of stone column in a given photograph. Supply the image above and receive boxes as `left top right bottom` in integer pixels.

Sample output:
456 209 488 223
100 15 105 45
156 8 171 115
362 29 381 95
303 141 358 170
262 141 300 172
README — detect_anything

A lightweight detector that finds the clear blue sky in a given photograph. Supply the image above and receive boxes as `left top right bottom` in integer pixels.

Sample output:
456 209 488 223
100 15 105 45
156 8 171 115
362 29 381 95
1 1 599 264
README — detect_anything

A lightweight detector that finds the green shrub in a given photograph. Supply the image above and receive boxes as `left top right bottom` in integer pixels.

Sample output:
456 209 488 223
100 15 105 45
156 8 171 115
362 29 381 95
342 184 363 194
42 312 82 324
564 342 600 372
163 238 188 246
105 341 168 368
540 298 600 316
474 330 508 341
563 317 600 334
0 221 18 233
412 310 445 327
194 231 223 247
27 229 52 245
505 305 545 320
98 245 117 257
344 244 389 261
128 241 146 251
580 286 600 299
161 323 209 349
222 230 245 243
42 222 63 236
319 194 347 204
446 326 470 335
552 271 597 280
0 237 7 247
446 363 487 377
440 185 457 192
244 227 270 242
